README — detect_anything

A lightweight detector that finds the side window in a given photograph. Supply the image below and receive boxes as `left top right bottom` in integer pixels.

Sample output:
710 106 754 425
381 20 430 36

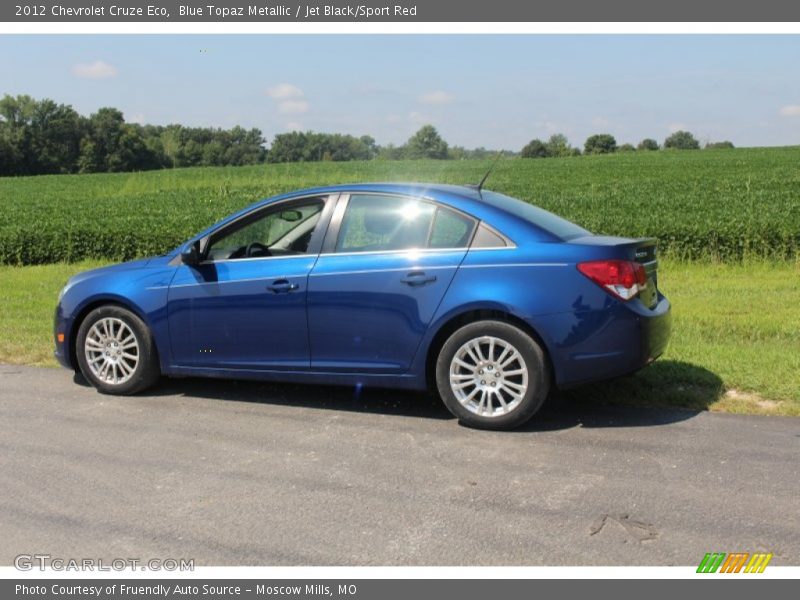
336 195 435 253
208 199 324 261
470 223 509 248
429 207 475 248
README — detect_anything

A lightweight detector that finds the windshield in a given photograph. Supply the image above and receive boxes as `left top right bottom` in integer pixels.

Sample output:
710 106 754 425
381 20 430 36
481 191 591 241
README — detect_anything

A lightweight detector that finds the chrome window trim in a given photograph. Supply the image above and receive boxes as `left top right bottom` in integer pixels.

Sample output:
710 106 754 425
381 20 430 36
196 244 515 265
318 247 469 258
466 245 518 252
310 265 459 277
460 262 568 268
198 253 317 266
183 190 517 266
314 244 519 258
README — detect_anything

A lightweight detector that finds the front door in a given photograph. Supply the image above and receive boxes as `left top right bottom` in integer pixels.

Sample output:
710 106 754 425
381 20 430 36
167 196 331 370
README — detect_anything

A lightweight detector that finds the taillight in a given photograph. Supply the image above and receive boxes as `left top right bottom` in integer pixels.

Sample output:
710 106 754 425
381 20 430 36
577 260 647 301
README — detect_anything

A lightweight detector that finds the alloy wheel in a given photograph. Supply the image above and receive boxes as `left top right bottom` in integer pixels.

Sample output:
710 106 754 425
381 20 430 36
448 335 529 417
84 317 140 385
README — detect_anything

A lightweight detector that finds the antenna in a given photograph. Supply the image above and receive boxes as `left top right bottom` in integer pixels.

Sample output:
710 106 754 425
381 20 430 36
467 151 504 194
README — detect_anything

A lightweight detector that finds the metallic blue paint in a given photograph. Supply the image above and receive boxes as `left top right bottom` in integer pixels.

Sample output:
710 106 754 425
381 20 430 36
54 183 671 392
308 249 467 373
167 256 316 370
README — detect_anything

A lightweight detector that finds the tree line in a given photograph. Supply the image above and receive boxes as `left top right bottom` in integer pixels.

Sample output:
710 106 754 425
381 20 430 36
520 131 734 158
0 94 737 177
0 95 266 176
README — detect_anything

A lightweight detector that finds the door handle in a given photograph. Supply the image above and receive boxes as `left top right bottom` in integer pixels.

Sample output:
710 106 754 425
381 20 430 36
267 279 299 293
401 271 437 286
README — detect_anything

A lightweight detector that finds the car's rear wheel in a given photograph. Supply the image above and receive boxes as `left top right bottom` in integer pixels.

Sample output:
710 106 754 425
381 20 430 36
435 320 550 430
76 305 160 395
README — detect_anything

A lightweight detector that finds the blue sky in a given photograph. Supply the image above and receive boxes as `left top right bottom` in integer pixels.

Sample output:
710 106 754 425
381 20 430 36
1 35 799 149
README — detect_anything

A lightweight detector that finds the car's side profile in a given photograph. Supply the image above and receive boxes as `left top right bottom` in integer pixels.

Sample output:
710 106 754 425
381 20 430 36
54 183 671 429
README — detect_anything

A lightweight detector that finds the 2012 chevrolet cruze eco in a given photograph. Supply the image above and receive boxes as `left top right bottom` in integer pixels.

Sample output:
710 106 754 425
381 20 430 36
54 184 671 429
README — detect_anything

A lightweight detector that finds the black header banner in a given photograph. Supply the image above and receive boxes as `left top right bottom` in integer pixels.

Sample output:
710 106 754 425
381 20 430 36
4 0 800 22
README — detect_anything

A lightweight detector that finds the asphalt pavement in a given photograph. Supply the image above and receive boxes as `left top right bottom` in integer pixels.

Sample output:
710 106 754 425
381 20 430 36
1 364 797 566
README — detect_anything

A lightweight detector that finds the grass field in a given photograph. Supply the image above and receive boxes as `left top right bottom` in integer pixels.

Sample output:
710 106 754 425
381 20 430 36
1 259 797 416
1 147 799 264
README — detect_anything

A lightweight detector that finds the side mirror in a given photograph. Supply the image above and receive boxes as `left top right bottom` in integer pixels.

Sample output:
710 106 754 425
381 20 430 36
180 240 203 266
280 209 303 222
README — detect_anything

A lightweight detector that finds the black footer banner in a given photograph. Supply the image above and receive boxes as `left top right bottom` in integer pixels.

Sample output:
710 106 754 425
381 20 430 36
3 579 794 600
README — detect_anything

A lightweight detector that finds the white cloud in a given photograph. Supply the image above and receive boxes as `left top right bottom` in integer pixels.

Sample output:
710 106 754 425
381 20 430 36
72 60 118 79
265 83 304 100
128 113 146 125
284 121 304 130
592 116 610 128
265 83 309 114
277 99 309 115
419 90 454 106
668 122 688 133
778 105 800 117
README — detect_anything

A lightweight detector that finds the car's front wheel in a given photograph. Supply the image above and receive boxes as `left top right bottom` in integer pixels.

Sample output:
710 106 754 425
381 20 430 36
76 305 160 395
435 320 550 430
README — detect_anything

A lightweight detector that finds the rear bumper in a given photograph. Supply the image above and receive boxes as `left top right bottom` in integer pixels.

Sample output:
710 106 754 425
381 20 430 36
639 295 672 365
533 294 672 389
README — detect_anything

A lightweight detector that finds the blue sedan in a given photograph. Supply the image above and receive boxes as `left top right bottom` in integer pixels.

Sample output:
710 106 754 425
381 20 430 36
54 183 671 429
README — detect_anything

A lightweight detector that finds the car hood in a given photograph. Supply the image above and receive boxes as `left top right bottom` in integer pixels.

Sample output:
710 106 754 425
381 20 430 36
66 255 173 287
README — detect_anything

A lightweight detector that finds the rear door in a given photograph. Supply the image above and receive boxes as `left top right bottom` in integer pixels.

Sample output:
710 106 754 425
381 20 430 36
307 193 476 373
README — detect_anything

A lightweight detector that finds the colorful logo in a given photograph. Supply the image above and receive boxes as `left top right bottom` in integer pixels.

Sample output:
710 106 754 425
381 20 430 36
697 552 773 573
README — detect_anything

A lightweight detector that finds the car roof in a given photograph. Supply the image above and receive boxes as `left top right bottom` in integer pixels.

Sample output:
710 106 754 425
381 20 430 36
188 182 557 247
284 183 562 240
280 182 484 202
267 182 525 222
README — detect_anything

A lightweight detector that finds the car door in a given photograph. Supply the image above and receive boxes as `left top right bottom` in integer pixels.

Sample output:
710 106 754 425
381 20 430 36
307 193 476 373
167 195 334 370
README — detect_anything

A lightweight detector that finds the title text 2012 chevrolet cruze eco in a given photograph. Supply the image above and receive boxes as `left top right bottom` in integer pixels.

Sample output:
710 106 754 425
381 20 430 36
55 184 671 429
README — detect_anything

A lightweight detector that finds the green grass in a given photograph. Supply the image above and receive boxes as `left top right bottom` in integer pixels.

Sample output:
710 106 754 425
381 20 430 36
1 147 800 264
1 260 797 416
0 260 104 366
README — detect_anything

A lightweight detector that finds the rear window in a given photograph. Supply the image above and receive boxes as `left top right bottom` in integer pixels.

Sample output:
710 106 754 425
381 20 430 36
481 191 590 241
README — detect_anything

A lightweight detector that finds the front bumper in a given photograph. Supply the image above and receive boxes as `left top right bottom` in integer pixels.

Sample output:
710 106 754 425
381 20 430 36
53 304 74 370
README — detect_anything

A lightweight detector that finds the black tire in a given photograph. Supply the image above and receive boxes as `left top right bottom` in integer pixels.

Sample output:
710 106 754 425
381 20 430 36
435 320 550 430
75 305 160 395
